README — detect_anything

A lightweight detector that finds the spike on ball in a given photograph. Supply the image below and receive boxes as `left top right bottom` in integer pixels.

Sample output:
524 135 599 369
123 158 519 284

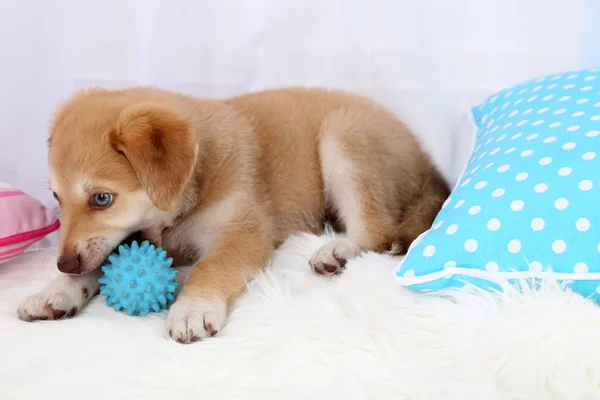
98 240 178 316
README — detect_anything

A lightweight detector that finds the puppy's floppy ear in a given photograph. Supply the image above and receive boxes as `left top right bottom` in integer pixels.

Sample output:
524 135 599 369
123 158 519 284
112 103 196 211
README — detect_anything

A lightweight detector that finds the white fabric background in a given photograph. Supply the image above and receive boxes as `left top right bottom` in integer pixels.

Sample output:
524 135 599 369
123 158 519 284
1 0 598 216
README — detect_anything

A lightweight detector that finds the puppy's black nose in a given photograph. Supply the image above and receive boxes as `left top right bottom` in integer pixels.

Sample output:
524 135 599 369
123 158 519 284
57 256 81 274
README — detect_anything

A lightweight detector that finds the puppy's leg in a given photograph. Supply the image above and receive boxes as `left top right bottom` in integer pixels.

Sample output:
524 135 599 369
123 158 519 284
166 216 273 344
310 133 393 275
310 108 448 275
17 269 101 321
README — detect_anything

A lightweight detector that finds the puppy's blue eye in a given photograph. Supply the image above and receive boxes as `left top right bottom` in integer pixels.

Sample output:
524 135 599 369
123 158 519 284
92 193 113 208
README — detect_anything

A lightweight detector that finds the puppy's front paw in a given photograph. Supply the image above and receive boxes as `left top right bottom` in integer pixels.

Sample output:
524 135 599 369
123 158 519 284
17 290 84 322
165 296 227 344
309 238 360 276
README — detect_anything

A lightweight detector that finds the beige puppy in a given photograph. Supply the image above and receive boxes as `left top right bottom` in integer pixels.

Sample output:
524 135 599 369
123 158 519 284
17 87 449 343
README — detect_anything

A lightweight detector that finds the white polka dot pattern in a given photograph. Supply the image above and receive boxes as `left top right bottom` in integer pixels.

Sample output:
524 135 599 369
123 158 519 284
397 69 600 300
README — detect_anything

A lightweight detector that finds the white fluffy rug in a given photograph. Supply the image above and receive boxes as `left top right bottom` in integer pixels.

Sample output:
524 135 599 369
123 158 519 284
2 233 600 399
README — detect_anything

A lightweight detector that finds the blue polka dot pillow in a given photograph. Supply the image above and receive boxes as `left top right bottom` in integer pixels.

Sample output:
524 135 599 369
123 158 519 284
396 69 600 300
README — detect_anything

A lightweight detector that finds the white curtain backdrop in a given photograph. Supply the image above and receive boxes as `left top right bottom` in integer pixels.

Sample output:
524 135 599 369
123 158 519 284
1 0 598 219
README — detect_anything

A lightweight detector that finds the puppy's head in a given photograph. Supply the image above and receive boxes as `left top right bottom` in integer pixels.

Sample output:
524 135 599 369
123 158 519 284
48 88 196 274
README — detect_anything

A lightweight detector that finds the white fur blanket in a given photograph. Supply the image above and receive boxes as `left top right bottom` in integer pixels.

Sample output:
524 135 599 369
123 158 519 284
2 233 600 399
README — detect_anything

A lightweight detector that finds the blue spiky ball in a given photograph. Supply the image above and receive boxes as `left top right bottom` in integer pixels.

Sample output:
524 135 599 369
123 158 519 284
98 240 178 316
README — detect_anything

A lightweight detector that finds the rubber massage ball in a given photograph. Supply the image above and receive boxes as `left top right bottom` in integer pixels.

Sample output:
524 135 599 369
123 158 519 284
98 240 178 316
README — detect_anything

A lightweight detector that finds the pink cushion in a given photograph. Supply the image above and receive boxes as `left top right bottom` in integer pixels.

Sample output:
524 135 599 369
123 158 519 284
0 182 60 264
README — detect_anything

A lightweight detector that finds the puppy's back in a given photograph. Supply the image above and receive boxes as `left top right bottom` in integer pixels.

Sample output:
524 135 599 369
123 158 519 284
225 87 449 250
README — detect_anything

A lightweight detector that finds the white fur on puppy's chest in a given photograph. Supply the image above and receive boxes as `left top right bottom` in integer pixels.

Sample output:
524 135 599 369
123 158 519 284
163 194 238 260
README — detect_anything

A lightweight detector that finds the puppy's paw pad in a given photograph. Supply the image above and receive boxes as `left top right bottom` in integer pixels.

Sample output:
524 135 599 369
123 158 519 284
309 239 360 276
17 291 82 322
165 297 226 344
